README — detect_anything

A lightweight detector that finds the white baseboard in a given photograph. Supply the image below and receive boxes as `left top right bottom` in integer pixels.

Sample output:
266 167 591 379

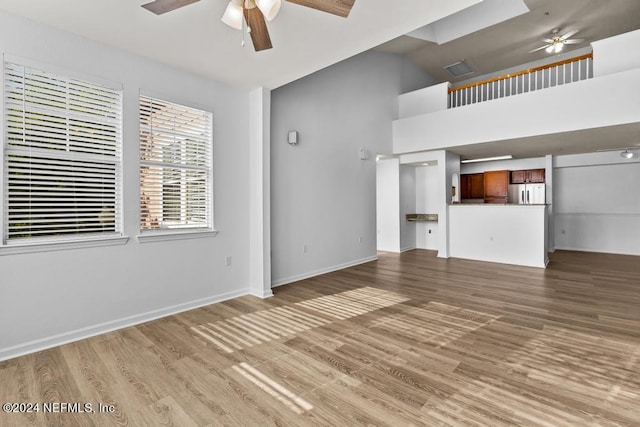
554 246 640 257
0 288 248 363
248 288 274 299
400 246 416 253
271 255 378 288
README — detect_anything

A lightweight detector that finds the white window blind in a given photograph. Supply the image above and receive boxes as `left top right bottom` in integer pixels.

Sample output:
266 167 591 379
3 61 123 242
139 95 213 231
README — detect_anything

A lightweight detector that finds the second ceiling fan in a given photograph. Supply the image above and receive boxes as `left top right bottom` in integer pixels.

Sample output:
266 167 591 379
142 0 357 51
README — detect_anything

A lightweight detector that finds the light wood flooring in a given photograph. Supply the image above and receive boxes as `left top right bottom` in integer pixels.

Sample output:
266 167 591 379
1 250 639 426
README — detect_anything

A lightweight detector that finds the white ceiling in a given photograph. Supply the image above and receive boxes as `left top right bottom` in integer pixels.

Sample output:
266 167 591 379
0 0 480 89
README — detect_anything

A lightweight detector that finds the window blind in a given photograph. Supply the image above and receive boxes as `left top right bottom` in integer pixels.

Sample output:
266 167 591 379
3 61 123 242
139 95 212 231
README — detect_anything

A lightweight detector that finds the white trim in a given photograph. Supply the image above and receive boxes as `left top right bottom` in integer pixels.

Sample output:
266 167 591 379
554 246 640 257
248 289 274 299
271 255 378 288
0 288 248 362
137 229 218 243
0 58 5 246
0 236 129 256
400 245 417 253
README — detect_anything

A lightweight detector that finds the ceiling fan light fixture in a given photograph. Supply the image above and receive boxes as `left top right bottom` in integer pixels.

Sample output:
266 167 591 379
222 0 244 30
554 42 563 53
256 0 281 21
621 149 635 159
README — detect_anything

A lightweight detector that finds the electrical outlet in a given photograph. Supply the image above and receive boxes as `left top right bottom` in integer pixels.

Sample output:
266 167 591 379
303 244 308 253
225 256 232 266
358 236 363 244
428 229 432 234
561 229 566 235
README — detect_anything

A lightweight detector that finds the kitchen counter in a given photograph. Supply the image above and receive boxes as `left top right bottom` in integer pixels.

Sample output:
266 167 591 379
406 213 438 221
449 204 548 268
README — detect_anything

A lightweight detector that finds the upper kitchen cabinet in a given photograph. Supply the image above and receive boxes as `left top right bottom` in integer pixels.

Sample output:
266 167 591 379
460 173 484 199
511 169 545 184
484 170 509 204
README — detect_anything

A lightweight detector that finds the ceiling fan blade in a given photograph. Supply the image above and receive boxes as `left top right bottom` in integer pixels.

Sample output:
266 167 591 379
563 38 584 44
561 29 579 40
543 38 555 43
529 45 550 53
244 7 273 51
286 0 356 18
141 0 199 15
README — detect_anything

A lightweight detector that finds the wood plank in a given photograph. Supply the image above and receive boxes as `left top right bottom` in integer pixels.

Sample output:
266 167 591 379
1 249 639 426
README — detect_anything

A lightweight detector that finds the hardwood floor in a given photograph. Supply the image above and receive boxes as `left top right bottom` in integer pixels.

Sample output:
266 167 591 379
1 250 639 426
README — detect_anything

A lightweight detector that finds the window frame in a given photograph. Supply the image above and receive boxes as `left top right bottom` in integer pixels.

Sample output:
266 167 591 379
137 91 216 243
0 54 127 255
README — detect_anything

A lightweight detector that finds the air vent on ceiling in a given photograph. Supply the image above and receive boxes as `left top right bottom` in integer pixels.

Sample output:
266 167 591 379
444 60 475 77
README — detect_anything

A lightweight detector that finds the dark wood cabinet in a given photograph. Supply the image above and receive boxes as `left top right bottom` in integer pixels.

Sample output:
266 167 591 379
511 168 545 184
460 174 470 199
510 170 527 184
528 169 545 183
460 173 484 199
484 170 509 204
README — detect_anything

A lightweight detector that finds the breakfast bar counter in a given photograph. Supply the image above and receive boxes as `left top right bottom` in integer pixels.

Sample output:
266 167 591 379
449 204 548 268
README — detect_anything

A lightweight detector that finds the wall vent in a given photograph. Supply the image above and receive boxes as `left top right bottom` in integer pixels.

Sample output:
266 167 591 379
444 60 475 77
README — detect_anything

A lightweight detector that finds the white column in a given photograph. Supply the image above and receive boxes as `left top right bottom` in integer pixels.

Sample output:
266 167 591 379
249 87 273 298
438 151 460 258
376 158 401 252
545 154 554 252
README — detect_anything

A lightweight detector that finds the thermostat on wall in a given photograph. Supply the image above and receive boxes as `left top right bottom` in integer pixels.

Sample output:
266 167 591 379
288 131 298 145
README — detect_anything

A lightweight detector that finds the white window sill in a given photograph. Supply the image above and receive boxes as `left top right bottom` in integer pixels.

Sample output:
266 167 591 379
136 229 218 243
0 235 129 256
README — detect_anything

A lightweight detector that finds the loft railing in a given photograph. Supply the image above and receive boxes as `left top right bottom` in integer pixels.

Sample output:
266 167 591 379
448 53 594 109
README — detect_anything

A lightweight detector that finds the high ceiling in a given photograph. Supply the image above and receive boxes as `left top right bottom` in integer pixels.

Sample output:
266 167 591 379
0 0 479 89
377 0 640 160
1 0 638 159
376 0 640 85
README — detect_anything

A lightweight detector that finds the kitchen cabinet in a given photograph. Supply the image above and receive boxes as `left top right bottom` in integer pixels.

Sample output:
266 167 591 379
460 173 484 199
511 168 545 184
484 170 509 204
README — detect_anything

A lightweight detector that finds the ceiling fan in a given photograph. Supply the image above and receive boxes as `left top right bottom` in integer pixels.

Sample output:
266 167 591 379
596 146 639 159
529 28 584 54
141 0 356 51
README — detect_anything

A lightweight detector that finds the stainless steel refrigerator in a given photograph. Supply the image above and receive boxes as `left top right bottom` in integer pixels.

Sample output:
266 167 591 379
508 184 546 204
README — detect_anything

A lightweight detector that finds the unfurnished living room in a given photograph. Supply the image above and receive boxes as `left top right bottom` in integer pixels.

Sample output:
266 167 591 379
0 0 639 425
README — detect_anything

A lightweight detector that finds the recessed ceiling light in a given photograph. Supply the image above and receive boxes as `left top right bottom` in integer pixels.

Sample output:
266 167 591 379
461 155 513 164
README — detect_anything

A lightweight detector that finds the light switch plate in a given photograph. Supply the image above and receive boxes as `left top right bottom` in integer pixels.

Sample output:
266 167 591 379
288 131 298 145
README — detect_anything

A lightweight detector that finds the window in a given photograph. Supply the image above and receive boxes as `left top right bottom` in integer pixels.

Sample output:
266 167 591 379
2 60 123 245
139 95 213 232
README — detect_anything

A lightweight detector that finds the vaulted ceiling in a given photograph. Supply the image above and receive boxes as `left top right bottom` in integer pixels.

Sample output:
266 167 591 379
2 1 638 91
1 0 638 159
376 0 640 85
0 0 479 89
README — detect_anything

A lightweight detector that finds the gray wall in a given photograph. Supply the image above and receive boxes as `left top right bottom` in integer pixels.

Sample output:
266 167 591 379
0 11 251 360
271 51 436 285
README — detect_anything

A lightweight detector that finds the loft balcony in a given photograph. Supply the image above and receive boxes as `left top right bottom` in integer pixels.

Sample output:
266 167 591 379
392 30 640 157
